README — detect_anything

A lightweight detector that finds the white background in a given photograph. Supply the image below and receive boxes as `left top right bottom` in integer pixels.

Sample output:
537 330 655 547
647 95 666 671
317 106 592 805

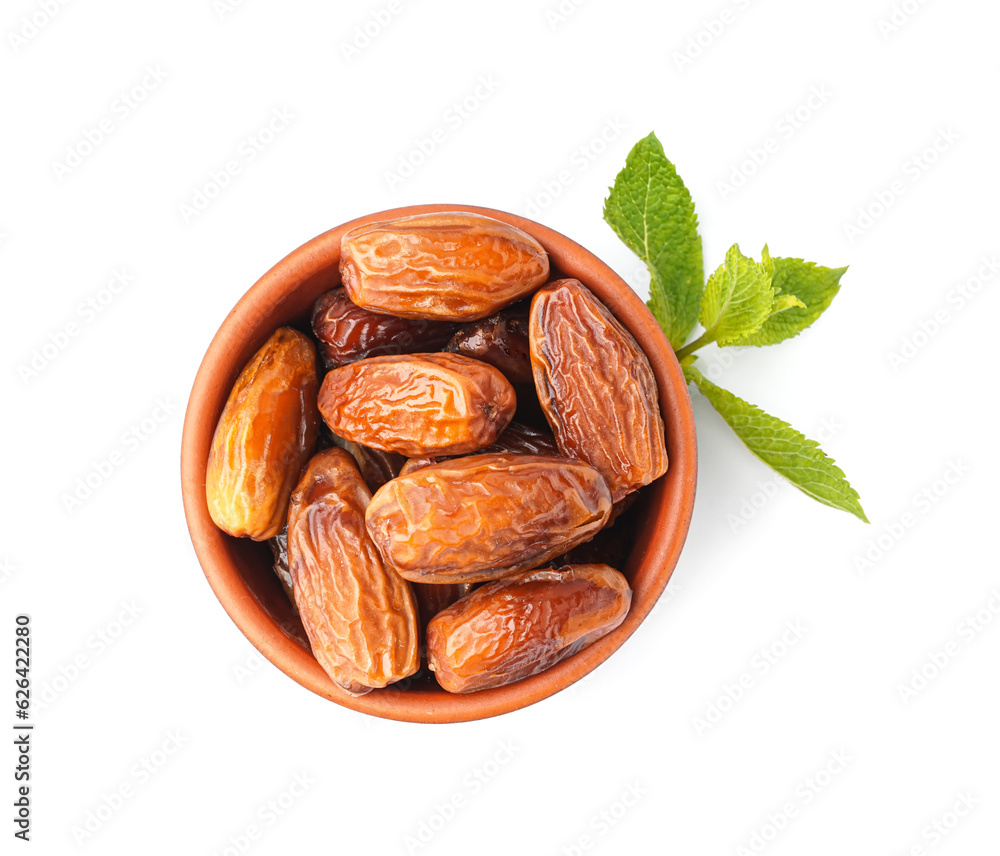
2 0 998 853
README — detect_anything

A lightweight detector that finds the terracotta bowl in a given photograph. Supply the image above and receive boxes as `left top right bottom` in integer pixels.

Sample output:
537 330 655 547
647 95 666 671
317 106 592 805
181 204 697 723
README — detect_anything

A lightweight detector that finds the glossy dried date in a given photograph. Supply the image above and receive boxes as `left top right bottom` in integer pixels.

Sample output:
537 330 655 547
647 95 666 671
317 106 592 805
268 527 295 604
426 564 631 693
529 279 668 501
491 420 560 456
311 288 458 369
206 327 320 540
287 448 419 695
446 306 532 383
318 353 516 457
366 453 612 584
340 212 550 321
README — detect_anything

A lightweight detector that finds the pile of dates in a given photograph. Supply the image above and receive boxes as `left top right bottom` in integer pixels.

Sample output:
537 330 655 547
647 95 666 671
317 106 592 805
206 212 669 696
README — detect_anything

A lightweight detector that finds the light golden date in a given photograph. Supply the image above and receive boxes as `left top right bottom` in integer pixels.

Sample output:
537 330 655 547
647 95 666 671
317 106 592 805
340 212 550 321
206 327 319 540
529 279 668 501
318 353 516 457
365 453 612 584
426 564 631 693
287 448 419 695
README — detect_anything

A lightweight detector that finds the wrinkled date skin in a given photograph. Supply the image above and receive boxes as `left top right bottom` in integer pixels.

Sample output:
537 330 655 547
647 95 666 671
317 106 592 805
426 564 631 693
340 212 550 321
206 327 320 540
399 420 559 476
446 306 533 383
366 453 612 584
530 279 669 502
311 288 458 369
287 448 419 695
318 353 516 457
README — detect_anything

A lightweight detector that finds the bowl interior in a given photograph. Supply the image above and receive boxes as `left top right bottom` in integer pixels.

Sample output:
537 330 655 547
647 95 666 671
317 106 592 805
181 205 697 723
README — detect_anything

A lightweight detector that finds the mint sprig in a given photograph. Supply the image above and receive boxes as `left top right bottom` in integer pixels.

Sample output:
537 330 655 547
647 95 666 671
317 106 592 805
736 247 847 347
603 132 704 350
604 133 868 523
684 366 868 522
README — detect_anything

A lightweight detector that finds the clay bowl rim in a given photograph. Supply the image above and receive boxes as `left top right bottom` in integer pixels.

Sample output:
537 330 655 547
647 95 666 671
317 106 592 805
180 204 697 724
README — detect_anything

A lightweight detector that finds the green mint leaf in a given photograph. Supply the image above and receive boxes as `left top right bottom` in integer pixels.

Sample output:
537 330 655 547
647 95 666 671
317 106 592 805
698 244 775 345
769 294 807 314
684 365 869 522
734 247 848 346
603 132 704 350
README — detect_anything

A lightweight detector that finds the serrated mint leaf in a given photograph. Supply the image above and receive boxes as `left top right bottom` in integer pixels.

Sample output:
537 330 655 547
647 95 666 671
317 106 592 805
698 244 774 345
683 365 869 522
735 249 847 346
768 293 807 315
603 132 704 350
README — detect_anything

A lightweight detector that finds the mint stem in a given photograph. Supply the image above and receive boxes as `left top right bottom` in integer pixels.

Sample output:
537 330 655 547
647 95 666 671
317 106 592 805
674 330 715 361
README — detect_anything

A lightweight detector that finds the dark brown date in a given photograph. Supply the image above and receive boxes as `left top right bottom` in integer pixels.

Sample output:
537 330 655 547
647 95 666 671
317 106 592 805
343 441 405 494
268 528 295 605
311 288 458 369
413 583 474 627
446 307 533 384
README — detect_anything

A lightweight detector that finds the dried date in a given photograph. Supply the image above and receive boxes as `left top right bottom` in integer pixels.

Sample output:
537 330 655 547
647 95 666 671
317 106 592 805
311 288 458 369
206 327 320 540
318 353 516 457
340 212 550 321
268 527 295 605
446 306 533 383
529 279 668 502
287 448 419 695
343 441 405 494
365 453 612 584
426 564 631 693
